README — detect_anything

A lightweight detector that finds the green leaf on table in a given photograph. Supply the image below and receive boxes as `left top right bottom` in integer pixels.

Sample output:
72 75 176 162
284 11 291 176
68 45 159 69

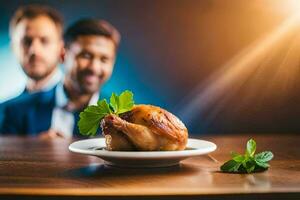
254 151 274 163
255 161 270 169
230 151 240 158
246 138 256 157
242 159 256 173
232 155 245 163
220 139 273 174
220 160 241 172
231 151 245 162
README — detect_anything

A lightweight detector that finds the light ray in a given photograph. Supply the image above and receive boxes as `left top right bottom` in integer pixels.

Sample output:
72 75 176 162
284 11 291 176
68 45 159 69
177 13 300 131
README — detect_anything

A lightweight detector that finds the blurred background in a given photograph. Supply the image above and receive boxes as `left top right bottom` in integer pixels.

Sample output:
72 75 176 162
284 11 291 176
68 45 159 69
1 0 300 134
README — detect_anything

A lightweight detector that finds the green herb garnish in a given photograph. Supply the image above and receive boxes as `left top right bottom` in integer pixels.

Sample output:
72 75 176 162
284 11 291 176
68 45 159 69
220 139 273 173
78 90 134 136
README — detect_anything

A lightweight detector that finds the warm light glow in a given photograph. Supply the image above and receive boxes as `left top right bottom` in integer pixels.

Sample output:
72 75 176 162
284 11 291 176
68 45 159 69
178 12 300 129
282 0 300 16
267 0 300 18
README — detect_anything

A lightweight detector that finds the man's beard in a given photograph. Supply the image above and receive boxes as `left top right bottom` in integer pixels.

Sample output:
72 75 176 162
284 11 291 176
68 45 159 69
25 67 55 81
24 56 58 81
77 70 103 94
78 82 100 95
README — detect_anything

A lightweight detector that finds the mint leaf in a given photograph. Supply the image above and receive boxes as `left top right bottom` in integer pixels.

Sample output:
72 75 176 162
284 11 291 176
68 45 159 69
97 99 113 114
231 151 245 162
255 161 270 169
109 90 134 114
220 160 241 172
254 151 273 169
117 90 134 114
242 159 256 173
110 93 119 113
246 139 256 157
78 90 135 136
78 99 111 136
221 139 273 174
232 154 245 163
254 151 274 163
247 164 256 173
230 151 240 158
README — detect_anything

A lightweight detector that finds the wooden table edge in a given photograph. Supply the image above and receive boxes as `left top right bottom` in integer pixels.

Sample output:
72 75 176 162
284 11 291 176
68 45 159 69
0 188 299 196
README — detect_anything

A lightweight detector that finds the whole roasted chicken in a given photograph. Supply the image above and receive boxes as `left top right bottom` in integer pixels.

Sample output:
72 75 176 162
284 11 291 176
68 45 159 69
101 104 188 151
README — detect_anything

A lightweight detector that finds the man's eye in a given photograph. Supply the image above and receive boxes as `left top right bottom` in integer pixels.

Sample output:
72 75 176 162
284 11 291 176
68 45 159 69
22 37 32 47
79 52 92 59
101 56 109 63
41 38 49 45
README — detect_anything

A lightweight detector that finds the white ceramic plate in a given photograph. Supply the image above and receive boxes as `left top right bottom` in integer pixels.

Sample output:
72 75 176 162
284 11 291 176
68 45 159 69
69 138 217 167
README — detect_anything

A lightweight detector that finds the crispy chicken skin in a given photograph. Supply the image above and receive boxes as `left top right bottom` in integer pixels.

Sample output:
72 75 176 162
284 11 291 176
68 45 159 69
101 104 188 151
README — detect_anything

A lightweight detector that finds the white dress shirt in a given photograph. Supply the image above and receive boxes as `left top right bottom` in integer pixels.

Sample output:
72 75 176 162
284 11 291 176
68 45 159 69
51 82 99 138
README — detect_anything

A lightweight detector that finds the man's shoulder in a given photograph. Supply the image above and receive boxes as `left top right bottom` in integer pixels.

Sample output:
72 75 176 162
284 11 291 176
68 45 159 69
4 85 58 108
2 92 39 111
0 93 39 134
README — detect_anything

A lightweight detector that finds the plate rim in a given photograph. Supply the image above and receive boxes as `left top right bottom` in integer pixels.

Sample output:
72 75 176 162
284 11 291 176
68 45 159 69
69 138 217 159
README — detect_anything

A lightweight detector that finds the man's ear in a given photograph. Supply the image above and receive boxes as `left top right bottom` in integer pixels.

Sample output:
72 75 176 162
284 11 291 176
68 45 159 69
10 39 18 57
60 41 65 63
60 47 65 63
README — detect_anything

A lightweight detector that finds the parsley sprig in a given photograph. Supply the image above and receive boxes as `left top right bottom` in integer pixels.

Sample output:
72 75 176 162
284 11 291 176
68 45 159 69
220 139 274 173
78 90 134 136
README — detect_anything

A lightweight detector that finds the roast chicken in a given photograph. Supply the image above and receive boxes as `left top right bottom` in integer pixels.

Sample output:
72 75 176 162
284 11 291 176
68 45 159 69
101 104 188 151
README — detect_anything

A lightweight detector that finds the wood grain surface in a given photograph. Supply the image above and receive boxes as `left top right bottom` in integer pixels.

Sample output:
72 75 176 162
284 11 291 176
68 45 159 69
0 134 299 199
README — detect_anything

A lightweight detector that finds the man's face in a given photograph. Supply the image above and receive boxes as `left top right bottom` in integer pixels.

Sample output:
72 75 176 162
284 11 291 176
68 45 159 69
65 35 116 94
11 15 63 81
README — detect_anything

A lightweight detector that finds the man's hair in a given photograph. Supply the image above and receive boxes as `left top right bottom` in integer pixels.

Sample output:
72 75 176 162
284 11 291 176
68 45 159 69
9 4 63 37
64 18 121 49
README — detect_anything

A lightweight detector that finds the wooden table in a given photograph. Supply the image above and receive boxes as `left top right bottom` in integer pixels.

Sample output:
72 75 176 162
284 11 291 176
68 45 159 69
0 134 299 200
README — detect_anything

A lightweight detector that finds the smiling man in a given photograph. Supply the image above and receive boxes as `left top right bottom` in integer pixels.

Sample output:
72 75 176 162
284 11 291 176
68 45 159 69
10 5 64 93
0 5 64 135
63 19 118 111
1 18 120 137
46 19 120 138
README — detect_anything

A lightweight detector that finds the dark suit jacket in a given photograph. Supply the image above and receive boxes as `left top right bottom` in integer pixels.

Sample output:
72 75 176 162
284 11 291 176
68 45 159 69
1 87 56 136
0 86 94 137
